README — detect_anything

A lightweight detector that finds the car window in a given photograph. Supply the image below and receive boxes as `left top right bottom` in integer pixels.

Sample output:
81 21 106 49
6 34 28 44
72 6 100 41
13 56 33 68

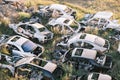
39 27 46 32
19 24 26 30
71 41 82 48
82 42 94 49
63 25 72 34
79 34 86 39
31 59 47 67
89 18 99 26
74 49 83 56
11 36 20 42
98 18 109 28
100 18 107 24
64 7 72 13
53 25 62 32
26 25 35 33
64 19 70 24
91 73 99 80
8 44 20 51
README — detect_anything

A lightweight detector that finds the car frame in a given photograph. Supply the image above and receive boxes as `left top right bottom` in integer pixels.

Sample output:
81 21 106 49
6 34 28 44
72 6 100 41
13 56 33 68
80 72 117 80
80 11 120 31
14 57 64 80
47 17 82 34
58 48 112 71
57 33 110 53
9 22 54 43
0 35 44 57
39 4 76 19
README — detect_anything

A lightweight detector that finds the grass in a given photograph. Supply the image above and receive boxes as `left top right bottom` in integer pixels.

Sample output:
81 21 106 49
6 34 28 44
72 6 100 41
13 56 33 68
18 12 31 21
0 0 120 80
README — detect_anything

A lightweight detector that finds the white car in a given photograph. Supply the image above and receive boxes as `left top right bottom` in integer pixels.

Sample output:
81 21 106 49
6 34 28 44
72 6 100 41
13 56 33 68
48 17 82 34
15 57 64 80
0 35 44 57
80 73 115 80
39 4 76 19
57 33 110 53
80 11 120 30
9 22 54 43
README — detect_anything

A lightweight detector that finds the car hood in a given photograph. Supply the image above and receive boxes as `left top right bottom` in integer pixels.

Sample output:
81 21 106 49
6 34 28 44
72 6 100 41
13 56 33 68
15 57 35 67
85 34 105 46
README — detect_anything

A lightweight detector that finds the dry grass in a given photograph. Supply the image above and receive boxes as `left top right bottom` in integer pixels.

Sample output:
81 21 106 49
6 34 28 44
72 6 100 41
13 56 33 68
0 0 120 80
18 12 31 21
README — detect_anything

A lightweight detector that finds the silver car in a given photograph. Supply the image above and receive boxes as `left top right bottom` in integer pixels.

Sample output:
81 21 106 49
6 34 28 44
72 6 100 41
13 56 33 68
9 22 54 43
57 33 110 53
39 4 76 19
0 35 44 57
80 11 120 31
48 17 82 34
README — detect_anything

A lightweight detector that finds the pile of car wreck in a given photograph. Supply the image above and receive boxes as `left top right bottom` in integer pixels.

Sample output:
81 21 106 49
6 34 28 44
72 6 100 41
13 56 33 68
0 4 120 80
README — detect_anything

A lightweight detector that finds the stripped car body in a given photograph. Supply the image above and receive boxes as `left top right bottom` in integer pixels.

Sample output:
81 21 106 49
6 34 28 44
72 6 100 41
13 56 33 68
57 48 112 71
0 35 44 57
48 17 81 34
80 72 116 80
39 4 76 19
15 57 64 80
80 11 120 30
57 33 110 53
9 22 54 43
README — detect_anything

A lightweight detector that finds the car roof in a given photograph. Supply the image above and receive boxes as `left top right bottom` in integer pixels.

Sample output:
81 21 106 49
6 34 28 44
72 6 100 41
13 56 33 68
15 57 57 73
72 48 97 59
43 62 57 73
55 17 73 25
49 4 67 11
31 23 45 28
88 73 112 80
69 33 105 46
48 17 74 26
7 35 28 46
84 34 105 46
93 11 113 19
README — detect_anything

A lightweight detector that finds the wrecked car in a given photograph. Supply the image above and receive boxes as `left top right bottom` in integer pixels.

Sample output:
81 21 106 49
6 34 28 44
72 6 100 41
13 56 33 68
57 33 110 53
58 48 112 71
14 57 64 80
47 17 82 34
80 11 120 30
38 4 76 19
9 22 54 43
0 35 44 57
77 72 117 80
